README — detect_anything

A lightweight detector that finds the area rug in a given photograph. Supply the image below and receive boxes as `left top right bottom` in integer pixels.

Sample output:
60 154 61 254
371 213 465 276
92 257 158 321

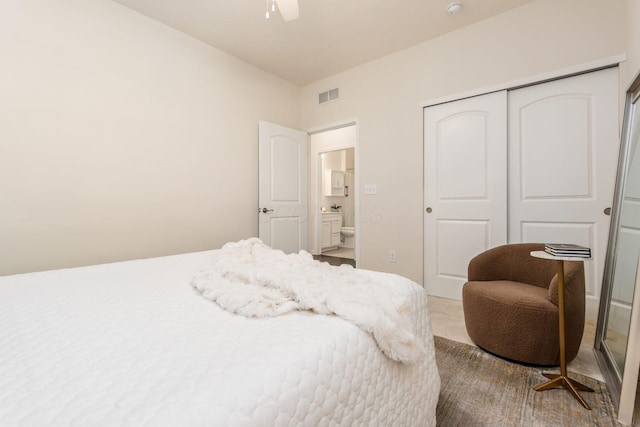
434 336 620 426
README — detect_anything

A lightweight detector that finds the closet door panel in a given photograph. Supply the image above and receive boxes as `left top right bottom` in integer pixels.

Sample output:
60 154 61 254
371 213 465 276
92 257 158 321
437 113 488 199
424 91 507 300
519 95 592 198
508 68 619 316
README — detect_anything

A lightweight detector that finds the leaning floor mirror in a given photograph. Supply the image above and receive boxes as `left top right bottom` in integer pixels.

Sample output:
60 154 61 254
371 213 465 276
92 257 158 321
595 71 640 426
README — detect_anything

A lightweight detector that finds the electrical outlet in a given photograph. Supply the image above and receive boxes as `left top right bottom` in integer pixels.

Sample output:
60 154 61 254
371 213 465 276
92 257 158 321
364 184 377 195
388 250 397 263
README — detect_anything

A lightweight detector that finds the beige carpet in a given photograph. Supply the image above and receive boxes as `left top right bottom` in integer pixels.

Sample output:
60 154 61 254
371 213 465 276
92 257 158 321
434 336 620 426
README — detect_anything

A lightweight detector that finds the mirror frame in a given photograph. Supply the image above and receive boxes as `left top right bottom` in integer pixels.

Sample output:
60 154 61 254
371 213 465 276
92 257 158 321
594 69 640 409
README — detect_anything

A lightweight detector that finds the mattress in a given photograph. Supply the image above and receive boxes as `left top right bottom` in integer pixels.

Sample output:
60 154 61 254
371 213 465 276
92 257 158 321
0 250 440 426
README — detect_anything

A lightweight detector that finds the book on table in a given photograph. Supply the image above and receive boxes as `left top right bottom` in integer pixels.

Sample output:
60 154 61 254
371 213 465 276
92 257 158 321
544 243 591 258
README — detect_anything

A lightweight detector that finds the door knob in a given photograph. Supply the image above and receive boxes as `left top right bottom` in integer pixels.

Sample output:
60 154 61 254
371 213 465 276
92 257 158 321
604 207 611 216
426 207 433 213
261 207 274 214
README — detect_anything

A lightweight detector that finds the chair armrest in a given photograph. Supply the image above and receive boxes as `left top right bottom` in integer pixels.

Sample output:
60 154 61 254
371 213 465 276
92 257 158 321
468 243 549 285
467 247 511 281
547 261 586 307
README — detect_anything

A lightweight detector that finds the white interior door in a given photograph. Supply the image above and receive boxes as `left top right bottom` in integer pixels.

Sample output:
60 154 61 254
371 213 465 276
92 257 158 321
258 121 308 254
424 91 507 300
508 68 619 317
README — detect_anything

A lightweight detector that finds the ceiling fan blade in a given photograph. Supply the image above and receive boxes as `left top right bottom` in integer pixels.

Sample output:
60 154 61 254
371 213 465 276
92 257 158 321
275 0 299 21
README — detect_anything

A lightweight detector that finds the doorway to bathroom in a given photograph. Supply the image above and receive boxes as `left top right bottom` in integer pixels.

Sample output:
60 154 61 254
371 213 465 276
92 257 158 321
309 123 358 267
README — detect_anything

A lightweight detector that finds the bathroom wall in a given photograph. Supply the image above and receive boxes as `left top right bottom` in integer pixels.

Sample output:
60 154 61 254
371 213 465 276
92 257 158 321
321 148 355 225
309 125 357 255
343 149 355 227
322 150 345 214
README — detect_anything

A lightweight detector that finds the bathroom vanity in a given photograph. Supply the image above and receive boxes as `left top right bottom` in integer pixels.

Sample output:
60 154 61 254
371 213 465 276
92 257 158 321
321 212 342 252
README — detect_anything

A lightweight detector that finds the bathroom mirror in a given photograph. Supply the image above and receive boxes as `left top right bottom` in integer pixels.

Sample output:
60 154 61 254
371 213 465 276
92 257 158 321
595 71 640 409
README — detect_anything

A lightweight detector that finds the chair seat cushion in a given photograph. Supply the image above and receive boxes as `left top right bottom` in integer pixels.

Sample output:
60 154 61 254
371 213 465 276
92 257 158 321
466 280 553 311
463 280 560 365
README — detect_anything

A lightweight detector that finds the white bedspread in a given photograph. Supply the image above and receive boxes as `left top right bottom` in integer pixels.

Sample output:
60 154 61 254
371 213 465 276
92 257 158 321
0 250 440 426
192 238 424 364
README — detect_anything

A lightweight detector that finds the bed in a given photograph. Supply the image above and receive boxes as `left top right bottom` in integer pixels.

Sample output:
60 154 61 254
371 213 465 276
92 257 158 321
0 240 440 426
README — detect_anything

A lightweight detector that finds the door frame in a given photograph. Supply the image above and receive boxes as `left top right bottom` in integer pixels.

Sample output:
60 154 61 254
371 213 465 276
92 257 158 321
308 119 360 265
420 54 624 108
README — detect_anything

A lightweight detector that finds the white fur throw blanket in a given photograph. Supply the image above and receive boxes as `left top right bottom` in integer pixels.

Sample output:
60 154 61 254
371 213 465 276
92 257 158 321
191 238 425 364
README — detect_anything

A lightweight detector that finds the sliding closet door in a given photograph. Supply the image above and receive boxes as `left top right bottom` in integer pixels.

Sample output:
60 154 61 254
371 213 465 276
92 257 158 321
424 91 507 300
508 68 619 315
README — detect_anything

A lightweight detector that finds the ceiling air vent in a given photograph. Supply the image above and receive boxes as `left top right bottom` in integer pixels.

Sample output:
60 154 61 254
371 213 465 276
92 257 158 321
318 87 340 105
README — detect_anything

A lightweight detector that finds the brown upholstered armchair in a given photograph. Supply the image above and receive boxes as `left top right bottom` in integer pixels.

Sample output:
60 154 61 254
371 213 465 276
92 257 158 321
462 243 586 366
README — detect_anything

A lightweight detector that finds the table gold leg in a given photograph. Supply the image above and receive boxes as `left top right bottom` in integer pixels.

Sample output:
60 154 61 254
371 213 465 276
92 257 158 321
534 259 594 410
564 377 591 409
535 374 563 391
535 375 593 409
567 377 594 392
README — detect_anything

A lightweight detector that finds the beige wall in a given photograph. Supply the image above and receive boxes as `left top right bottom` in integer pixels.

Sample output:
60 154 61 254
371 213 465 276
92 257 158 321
1 0 631 279
0 0 299 275
300 0 626 283
624 0 640 87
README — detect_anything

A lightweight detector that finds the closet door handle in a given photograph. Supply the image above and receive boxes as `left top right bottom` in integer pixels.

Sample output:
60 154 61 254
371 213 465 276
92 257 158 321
426 207 433 213
604 207 611 216
260 207 274 214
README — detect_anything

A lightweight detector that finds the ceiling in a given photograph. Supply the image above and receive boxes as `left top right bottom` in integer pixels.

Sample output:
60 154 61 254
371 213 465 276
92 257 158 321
112 0 536 86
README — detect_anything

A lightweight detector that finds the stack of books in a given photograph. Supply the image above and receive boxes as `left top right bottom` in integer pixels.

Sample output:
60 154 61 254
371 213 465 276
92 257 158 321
544 243 591 258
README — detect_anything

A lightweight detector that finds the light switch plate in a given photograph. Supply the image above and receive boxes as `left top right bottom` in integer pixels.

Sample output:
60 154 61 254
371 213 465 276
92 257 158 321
364 184 377 195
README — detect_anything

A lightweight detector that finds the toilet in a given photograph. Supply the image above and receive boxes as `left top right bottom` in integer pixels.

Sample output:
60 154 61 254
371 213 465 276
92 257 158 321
340 227 355 248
